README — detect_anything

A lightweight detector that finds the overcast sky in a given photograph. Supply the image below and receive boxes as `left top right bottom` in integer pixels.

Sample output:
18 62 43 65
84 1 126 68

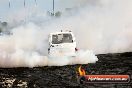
0 0 88 21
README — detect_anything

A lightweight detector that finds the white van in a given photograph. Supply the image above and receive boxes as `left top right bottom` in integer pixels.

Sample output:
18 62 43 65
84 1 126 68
48 31 77 57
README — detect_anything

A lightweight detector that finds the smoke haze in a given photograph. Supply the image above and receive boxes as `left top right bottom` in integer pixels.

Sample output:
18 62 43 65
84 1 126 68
1 0 132 67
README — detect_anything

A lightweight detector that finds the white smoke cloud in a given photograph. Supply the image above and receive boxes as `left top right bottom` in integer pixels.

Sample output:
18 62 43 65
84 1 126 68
1 0 132 67
0 22 98 67
58 0 132 54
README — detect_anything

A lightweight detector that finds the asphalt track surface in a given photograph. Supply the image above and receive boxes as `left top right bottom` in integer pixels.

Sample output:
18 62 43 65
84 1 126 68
0 52 132 88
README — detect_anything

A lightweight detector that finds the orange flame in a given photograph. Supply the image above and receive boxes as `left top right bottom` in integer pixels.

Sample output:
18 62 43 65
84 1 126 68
78 66 86 76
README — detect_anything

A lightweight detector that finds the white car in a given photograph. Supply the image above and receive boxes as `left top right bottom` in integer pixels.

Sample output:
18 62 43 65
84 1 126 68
48 31 77 57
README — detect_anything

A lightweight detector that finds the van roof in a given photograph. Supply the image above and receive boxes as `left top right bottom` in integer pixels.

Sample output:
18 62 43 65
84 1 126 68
50 31 73 36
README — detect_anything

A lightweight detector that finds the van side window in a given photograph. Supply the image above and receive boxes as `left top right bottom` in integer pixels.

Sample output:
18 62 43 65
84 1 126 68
52 35 59 44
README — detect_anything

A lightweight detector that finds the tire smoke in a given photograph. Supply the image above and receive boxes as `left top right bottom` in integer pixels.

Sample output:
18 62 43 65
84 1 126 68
1 0 132 67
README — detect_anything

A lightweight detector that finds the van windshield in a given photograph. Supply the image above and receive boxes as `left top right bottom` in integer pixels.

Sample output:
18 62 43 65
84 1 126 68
52 33 73 44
